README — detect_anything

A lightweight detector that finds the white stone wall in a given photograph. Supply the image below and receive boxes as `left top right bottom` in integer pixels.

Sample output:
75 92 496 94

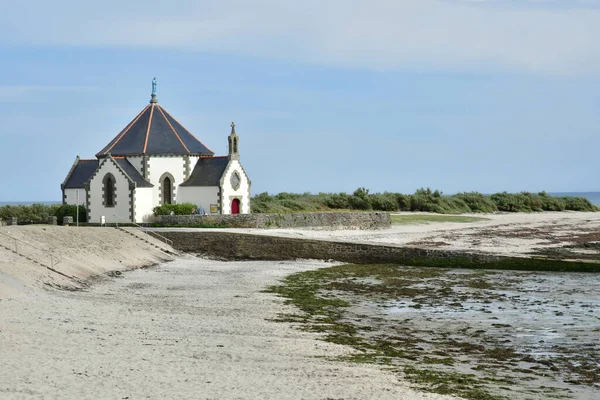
220 160 251 214
88 159 132 223
147 156 186 205
64 188 86 205
125 156 143 176
186 155 200 181
177 186 219 214
134 187 155 223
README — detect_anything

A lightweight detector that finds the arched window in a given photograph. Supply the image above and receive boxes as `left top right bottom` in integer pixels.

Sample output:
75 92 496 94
103 174 116 207
163 176 172 205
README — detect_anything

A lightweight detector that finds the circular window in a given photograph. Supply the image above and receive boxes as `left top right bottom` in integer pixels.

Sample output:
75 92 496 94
231 172 241 190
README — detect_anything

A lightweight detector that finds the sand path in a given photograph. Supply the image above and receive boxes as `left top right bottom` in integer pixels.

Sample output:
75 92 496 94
0 257 455 400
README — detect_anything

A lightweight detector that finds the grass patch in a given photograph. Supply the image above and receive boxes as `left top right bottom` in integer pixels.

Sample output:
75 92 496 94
391 214 489 225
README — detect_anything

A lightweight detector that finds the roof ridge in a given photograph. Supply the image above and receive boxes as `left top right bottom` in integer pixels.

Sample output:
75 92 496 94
103 104 150 155
61 156 81 188
160 106 214 154
143 104 155 153
157 105 191 153
107 155 135 186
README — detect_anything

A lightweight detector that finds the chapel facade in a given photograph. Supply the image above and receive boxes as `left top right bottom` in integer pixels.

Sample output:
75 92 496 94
61 83 251 223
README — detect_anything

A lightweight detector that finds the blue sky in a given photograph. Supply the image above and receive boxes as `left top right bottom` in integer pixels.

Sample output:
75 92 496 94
1 0 599 201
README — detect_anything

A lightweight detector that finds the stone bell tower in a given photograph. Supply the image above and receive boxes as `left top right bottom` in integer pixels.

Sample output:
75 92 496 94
228 122 240 160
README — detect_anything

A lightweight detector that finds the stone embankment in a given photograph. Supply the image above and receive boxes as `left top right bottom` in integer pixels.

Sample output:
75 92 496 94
156 211 391 230
0 226 177 299
159 230 600 272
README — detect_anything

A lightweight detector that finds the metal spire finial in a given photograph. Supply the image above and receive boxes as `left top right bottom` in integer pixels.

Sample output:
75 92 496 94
230 121 236 134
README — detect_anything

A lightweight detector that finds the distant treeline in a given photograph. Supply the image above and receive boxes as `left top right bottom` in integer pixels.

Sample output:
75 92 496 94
251 188 599 214
0 204 86 224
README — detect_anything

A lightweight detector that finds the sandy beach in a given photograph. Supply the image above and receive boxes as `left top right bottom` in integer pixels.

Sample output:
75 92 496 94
1 212 599 399
0 256 455 400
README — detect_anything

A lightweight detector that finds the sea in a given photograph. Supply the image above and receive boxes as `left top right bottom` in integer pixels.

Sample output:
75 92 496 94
2 192 600 206
0 201 61 206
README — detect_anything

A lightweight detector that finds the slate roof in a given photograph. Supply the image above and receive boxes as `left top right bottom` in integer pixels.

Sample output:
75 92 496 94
96 103 214 157
113 158 153 188
181 157 230 186
63 159 99 189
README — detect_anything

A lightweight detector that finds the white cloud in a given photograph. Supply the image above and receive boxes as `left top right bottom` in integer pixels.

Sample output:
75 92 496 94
1 0 600 75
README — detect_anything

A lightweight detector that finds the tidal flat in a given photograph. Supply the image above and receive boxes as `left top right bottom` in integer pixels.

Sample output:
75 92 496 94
268 264 600 400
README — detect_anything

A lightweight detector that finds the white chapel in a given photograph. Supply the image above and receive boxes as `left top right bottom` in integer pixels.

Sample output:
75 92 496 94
61 81 251 223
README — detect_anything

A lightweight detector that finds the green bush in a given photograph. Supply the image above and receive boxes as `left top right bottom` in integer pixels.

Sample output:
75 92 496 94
490 192 530 212
153 203 197 216
538 191 566 211
395 194 411 211
369 193 398 212
561 196 597 212
349 187 372 210
454 192 498 213
323 193 351 209
248 189 598 214
54 204 87 224
0 203 59 222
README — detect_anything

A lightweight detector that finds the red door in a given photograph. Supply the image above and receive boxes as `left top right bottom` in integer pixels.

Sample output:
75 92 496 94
231 199 240 214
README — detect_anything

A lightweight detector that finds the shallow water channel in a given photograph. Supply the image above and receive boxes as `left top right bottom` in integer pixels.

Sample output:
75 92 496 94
300 267 600 399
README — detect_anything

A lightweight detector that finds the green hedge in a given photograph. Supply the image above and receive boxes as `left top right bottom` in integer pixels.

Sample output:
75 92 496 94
153 203 197 216
250 189 598 214
54 204 87 224
0 203 87 224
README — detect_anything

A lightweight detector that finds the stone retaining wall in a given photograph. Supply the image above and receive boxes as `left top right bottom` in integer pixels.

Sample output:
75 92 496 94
156 212 390 230
158 231 598 272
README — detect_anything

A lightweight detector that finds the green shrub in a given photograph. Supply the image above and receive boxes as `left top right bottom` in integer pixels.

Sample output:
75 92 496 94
323 193 352 209
395 194 411 211
349 188 372 210
248 189 598 214
561 196 597 212
454 192 498 213
408 188 463 214
0 203 59 222
54 204 87 224
490 192 530 212
520 192 544 212
538 191 566 211
153 203 197 216
369 193 398 211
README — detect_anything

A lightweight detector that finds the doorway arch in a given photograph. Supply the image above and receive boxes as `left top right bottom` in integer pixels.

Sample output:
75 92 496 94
231 198 240 214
